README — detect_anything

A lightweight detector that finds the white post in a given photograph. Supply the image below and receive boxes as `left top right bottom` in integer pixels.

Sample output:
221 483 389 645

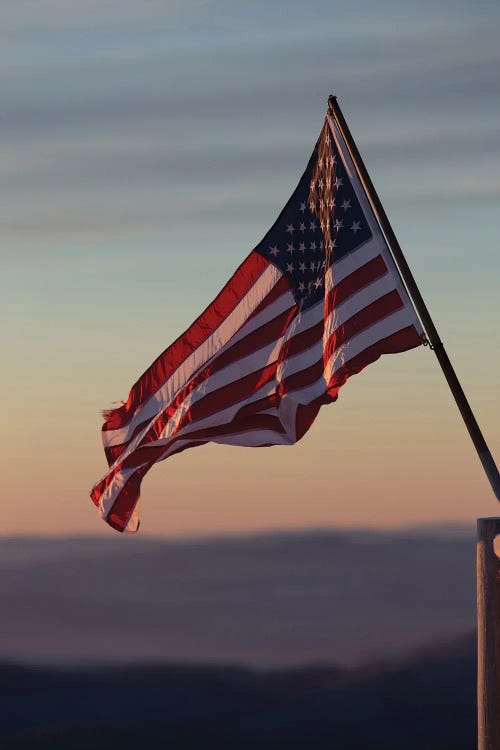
477 517 500 749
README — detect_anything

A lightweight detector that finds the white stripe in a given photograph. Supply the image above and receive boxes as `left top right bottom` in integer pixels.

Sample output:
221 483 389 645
98 465 139 518
101 320 290 482
150 381 278 453
117 290 415 472
330 272 394 324
283 306 418 407
104 236 393 452
276 272 399 382
158 424 296 461
103 265 287 450
98 266 411 492
212 427 295 447
327 235 384 285
327 115 423 337
326 305 417 379
135 269 399 446
123 501 141 534
104 235 401 452
174 305 416 449
97 382 279 509
97 305 418 510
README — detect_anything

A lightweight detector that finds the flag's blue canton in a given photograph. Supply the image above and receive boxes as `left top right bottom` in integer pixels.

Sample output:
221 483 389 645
255 133 372 309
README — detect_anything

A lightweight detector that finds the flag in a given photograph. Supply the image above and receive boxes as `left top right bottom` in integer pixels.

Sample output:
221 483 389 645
90 114 423 533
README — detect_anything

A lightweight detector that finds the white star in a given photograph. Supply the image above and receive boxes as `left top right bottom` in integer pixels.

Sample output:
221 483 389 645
298 242 306 252
269 245 279 257
299 202 306 212
335 177 343 189
286 243 295 254
310 179 315 191
309 201 315 212
341 199 351 211
335 219 343 231
299 222 306 233
318 179 324 189
310 241 316 251
351 221 361 233
286 262 294 273
314 276 323 289
310 220 317 231
328 198 335 209
310 261 316 271
298 281 305 293
299 261 306 272
286 224 295 234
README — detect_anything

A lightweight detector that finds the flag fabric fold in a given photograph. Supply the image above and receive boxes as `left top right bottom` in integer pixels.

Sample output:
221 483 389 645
90 114 423 533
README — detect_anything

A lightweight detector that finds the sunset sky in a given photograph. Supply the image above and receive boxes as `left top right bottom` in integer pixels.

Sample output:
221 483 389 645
3 0 499 536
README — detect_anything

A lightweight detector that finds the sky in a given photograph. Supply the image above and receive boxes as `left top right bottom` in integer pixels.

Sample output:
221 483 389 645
2 0 499 537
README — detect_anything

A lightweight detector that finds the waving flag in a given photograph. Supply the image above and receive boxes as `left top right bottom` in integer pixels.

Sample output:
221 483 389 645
90 114 423 533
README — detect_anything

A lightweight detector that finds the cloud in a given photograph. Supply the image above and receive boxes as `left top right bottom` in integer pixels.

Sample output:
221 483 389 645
2 0 499 252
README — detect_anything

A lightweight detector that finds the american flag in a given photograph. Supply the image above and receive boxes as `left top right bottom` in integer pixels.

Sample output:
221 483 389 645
90 115 423 533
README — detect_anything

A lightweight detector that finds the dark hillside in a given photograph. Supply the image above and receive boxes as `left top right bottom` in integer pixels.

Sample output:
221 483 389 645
0 633 475 750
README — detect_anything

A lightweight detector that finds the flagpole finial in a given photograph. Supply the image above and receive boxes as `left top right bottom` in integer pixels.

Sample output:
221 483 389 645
327 95 337 113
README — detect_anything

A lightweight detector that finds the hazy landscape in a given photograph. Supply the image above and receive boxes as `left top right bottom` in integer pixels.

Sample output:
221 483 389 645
0 527 475 666
1 527 477 747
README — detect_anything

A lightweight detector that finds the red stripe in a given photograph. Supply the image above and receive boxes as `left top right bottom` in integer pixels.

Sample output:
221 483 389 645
120 363 279 470
102 251 270 432
125 309 293 451
104 278 293 466
97 291 409 493
206 305 296 376
96 327 290 496
279 291 404 394
105 464 149 533
246 275 290 321
94 317 420 506
280 256 389 363
327 254 387 311
326 325 422 395
96 394 281 509
96 324 422 531
95 276 418 526
324 290 403 361
102 290 405 481
118 292 406 473
99 410 289 532
123 413 288 468
103 255 388 464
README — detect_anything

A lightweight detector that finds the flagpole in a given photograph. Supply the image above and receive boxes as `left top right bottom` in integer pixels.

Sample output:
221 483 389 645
327 95 500 501
477 518 500 750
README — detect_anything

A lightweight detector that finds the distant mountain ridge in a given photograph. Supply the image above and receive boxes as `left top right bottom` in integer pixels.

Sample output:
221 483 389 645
0 633 476 749
0 528 476 667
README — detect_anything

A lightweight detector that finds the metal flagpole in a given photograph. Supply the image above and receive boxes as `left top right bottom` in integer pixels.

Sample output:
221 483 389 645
327 95 500 501
477 518 500 750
